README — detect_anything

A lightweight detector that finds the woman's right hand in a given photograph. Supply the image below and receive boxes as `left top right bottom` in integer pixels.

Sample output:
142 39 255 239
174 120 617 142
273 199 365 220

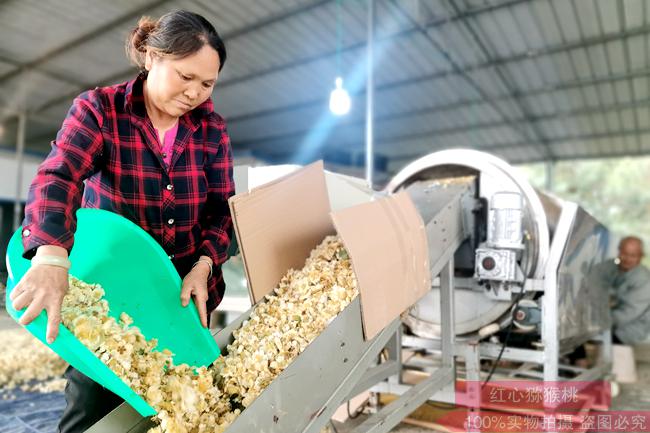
10 246 69 344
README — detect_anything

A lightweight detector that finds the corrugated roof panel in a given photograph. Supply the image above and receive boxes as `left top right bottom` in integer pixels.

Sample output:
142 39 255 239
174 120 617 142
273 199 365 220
595 137 611 155
529 92 556 116
574 0 601 38
425 76 453 106
572 48 594 80
614 79 633 103
468 103 498 125
547 89 569 113
492 7 531 54
471 10 516 59
4 0 650 168
493 126 517 148
402 35 445 78
581 84 600 108
538 119 563 138
557 118 575 137
638 106 650 129
623 0 645 29
0 0 152 63
484 103 505 124
610 136 626 155
445 74 481 102
591 113 608 134
546 140 568 158
378 35 438 84
564 87 586 110
464 67 507 97
576 114 595 135
495 124 521 144
620 108 636 130
377 0 418 37
510 2 547 51
489 98 522 121
428 110 452 130
516 145 545 162
421 0 453 22
522 58 548 90
45 34 131 84
553 51 579 82
596 82 616 106
2 71 79 113
586 45 610 78
375 38 422 84
430 21 486 67
527 56 557 87
596 0 621 34
606 111 622 131
606 40 627 75
531 0 564 45
632 76 650 100
551 0 581 42
625 134 639 153
641 132 650 151
627 35 647 71
429 80 458 109
413 34 450 76
504 61 533 91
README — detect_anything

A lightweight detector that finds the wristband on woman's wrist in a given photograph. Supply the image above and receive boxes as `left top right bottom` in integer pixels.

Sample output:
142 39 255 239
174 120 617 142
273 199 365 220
31 255 71 270
192 258 213 279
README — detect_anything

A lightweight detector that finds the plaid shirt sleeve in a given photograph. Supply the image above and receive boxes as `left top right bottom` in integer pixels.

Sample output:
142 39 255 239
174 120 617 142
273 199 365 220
198 119 235 268
22 91 105 258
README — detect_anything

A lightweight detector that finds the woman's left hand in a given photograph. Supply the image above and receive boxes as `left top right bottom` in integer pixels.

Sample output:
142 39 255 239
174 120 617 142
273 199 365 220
180 260 212 328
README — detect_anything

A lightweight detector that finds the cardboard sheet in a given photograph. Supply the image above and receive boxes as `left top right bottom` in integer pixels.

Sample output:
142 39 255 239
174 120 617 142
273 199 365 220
331 191 431 340
228 161 335 304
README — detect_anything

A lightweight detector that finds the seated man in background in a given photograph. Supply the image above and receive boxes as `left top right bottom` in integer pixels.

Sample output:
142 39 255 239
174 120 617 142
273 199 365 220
567 236 650 368
604 236 650 345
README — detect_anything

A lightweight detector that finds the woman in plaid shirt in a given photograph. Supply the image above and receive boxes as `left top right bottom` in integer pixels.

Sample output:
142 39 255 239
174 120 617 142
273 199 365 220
9 11 234 432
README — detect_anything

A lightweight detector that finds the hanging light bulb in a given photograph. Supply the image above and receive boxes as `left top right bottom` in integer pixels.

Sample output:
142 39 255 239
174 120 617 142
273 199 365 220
329 76 351 115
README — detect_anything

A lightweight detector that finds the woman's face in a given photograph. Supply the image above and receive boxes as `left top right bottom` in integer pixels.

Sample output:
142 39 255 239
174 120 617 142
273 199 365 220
145 44 220 118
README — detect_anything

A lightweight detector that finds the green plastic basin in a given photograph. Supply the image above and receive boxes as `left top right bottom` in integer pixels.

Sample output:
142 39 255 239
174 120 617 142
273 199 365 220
5 208 221 416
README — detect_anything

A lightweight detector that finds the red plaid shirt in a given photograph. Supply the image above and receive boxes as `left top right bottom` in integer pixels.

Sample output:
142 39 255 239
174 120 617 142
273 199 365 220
22 73 234 312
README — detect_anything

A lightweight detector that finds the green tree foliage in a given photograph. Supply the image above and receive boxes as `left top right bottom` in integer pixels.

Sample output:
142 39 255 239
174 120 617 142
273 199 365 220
519 157 650 264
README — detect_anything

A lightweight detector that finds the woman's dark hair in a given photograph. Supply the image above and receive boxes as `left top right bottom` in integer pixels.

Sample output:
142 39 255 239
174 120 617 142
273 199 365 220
126 10 226 71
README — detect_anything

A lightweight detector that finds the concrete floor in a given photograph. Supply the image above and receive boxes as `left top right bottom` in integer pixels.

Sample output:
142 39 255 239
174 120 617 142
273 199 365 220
1 307 649 433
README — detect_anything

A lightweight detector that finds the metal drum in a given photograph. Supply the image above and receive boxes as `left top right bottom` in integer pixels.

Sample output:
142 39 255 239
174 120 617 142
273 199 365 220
385 149 551 337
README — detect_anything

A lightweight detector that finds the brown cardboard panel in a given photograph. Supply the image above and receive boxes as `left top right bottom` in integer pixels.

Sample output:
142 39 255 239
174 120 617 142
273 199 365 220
331 191 431 340
228 161 335 304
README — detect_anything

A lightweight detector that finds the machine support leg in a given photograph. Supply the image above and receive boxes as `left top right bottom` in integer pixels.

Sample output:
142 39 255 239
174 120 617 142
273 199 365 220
350 367 455 433
439 258 456 399
350 259 457 433
385 327 402 385
301 320 402 433
463 343 482 433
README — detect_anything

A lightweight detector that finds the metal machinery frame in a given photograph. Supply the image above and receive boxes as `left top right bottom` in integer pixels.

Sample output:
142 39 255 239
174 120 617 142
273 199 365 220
87 261 459 433
88 152 613 432
369 198 613 424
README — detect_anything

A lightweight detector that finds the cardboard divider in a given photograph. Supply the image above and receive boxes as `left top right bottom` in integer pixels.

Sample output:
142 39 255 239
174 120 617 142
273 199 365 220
228 161 430 340
229 161 334 304
331 191 431 340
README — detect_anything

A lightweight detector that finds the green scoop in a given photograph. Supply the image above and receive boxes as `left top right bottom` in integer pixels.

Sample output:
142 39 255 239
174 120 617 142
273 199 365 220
5 208 221 416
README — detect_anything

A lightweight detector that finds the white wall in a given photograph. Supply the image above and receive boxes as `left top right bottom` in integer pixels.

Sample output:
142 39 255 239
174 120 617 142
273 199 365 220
0 150 42 201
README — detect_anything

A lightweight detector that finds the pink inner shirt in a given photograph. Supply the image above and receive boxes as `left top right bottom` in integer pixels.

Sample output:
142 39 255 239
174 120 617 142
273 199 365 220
160 122 179 167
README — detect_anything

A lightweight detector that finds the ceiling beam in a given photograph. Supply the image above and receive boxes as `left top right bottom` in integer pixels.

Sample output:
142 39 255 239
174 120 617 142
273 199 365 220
445 0 553 158
0 0 175 86
391 126 650 163
20 0 338 117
